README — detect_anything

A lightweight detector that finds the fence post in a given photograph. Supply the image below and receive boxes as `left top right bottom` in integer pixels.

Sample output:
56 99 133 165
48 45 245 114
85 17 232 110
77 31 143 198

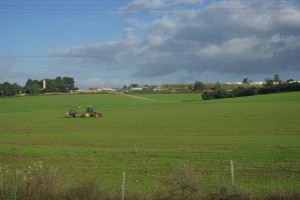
121 172 126 200
13 170 17 200
230 160 235 193
0 174 2 191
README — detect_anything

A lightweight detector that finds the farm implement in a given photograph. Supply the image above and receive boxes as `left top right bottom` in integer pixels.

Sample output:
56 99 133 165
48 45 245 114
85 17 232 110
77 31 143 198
66 106 102 118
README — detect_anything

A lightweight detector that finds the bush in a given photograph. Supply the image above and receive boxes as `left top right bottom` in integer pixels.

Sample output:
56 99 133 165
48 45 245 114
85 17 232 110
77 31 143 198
61 181 110 200
202 91 216 100
154 162 203 200
207 184 252 200
0 163 60 200
203 82 300 100
264 189 300 200
18 167 60 200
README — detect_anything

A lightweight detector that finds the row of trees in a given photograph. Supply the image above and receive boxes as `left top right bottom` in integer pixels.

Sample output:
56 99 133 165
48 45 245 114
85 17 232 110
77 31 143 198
0 82 23 97
25 77 77 94
243 73 282 84
0 76 77 97
202 81 300 100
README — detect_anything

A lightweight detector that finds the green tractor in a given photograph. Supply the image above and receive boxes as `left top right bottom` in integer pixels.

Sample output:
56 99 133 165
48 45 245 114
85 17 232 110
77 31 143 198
83 106 102 118
66 106 102 118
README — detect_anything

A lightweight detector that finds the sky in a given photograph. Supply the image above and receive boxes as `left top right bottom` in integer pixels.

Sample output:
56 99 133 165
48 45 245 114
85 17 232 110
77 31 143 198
0 0 300 89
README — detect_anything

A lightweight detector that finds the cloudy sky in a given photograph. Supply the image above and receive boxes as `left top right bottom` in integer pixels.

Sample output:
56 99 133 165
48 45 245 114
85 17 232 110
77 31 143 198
1 0 300 88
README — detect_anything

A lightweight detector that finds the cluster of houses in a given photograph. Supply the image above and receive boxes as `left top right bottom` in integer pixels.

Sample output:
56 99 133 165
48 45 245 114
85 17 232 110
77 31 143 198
69 84 191 94
226 81 264 85
69 80 300 94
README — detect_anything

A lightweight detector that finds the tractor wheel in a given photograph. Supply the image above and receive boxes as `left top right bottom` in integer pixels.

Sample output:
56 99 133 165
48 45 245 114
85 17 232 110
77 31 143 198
95 114 99 118
84 112 90 118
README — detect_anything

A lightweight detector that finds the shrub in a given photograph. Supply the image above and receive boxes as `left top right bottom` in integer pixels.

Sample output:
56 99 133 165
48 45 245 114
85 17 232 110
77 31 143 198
202 91 216 100
207 184 252 200
61 181 110 200
0 163 60 200
154 162 203 200
17 166 60 200
264 189 300 200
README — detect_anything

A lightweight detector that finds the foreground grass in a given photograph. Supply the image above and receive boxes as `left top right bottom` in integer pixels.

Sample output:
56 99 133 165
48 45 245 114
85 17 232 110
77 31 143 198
0 92 299 197
1 163 299 200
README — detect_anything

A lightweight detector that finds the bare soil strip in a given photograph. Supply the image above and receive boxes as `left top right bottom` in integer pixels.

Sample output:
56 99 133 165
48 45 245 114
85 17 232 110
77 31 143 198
115 92 163 102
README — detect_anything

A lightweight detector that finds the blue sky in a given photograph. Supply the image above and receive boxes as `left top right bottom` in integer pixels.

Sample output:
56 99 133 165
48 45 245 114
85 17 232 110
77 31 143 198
1 0 300 89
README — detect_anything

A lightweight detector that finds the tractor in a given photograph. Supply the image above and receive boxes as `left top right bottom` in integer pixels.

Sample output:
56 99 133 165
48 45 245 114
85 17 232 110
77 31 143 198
83 106 102 118
66 106 102 118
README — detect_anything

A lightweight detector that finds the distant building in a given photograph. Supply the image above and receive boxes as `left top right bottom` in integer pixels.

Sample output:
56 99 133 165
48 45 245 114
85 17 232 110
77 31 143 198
131 87 144 91
250 81 264 85
102 87 116 92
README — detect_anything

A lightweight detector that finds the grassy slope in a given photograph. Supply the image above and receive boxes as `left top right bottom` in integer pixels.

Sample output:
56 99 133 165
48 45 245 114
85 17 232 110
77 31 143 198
0 92 299 194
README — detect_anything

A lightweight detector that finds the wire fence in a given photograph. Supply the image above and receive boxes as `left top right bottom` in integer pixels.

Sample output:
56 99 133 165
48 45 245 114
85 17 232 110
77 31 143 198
1 161 299 200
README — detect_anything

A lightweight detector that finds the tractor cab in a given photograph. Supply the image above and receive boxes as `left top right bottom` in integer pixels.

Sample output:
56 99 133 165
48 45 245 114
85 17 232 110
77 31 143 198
84 106 102 118
86 106 94 113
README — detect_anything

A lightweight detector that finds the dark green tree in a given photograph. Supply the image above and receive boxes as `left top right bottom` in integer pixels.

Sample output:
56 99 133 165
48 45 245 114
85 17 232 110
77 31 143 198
243 78 250 84
129 83 139 88
55 76 64 92
62 77 75 91
11 83 23 95
43 79 56 92
274 73 281 83
0 82 23 96
287 79 294 83
1 82 11 96
25 78 40 95
265 78 274 87
194 81 204 91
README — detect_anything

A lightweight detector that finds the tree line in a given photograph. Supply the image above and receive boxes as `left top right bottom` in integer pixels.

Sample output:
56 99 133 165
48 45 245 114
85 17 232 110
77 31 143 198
0 76 77 97
202 76 300 100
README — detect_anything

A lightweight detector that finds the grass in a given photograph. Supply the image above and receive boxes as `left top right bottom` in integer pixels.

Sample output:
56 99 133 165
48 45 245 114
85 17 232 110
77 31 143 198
0 92 299 196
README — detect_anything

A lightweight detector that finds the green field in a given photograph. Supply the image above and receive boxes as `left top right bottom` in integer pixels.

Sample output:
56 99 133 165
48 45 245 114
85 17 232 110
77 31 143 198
0 92 299 195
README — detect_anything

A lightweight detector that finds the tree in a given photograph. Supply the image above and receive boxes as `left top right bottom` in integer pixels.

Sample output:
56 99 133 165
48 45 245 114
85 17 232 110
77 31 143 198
0 82 22 96
194 81 204 91
129 83 139 88
24 78 40 95
274 73 280 83
243 78 250 84
287 79 294 83
265 78 274 87
62 77 75 91
43 79 56 92
1 82 11 96
55 76 64 92
11 83 22 95
50 76 75 92
215 82 221 91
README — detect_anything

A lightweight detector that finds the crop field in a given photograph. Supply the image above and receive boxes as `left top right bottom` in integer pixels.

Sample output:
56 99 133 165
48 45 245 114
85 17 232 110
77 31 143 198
0 92 299 196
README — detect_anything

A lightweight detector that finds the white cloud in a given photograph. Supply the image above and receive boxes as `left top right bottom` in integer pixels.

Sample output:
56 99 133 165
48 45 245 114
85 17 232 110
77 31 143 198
173 0 203 6
146 16 177 34
119 0 166 15
48 0 300 83
0 57 30 82
119 0 203 15
78 77 128 89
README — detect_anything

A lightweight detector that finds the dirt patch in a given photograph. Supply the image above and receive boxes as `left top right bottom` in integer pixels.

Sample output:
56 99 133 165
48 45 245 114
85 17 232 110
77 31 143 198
116 93 162 102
